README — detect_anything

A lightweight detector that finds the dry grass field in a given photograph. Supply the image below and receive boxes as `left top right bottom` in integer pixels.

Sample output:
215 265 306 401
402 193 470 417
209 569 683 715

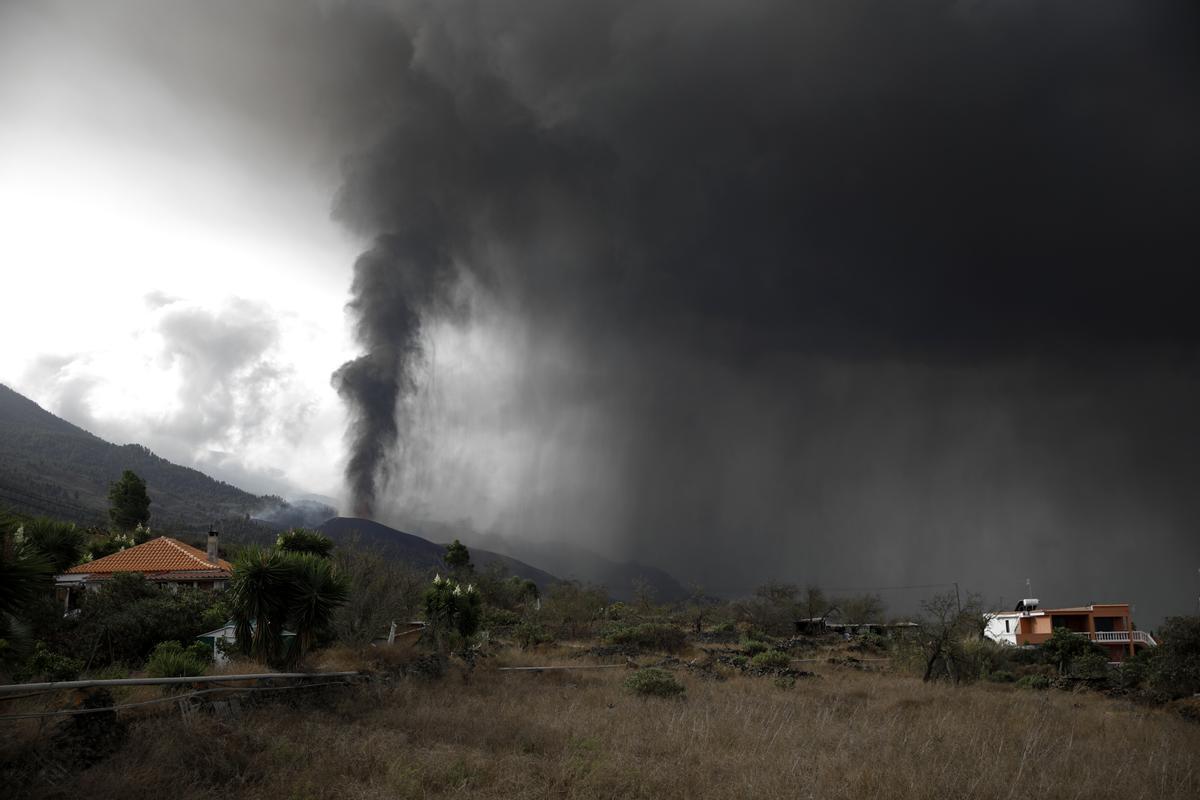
8 643 1200 800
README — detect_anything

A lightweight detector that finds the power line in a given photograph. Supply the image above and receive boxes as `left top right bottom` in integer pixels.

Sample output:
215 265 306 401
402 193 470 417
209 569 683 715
820 582 957 593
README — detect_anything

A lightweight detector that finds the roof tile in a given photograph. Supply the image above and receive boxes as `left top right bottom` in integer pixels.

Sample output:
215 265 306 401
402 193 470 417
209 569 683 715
65 536 232 575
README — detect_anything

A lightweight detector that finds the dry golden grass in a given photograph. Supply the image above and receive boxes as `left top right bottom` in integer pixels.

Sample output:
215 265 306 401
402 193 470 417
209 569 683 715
9 649 1200 800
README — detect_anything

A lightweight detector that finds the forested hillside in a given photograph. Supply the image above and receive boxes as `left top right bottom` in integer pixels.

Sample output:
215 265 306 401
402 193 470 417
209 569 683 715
0 383 269 532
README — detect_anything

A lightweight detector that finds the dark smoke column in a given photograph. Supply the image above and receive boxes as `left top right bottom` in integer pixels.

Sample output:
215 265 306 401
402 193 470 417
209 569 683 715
332 233 453 519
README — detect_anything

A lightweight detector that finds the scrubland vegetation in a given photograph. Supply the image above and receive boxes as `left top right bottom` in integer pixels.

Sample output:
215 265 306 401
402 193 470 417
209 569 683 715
4 499 1200 798
4 637 1200 800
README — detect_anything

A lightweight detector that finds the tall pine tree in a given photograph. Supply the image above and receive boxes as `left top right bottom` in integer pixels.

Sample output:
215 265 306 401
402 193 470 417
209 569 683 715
108 470 151 532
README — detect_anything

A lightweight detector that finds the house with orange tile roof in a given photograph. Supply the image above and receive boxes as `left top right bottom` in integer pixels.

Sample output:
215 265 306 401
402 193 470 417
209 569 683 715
984 598 1156 663
56 530 231 611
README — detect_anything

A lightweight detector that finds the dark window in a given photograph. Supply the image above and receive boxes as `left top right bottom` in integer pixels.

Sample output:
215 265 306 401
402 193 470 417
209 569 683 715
1051 615 1087 632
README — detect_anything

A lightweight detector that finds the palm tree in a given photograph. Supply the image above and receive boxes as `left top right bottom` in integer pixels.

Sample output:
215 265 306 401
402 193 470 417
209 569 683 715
0 528 53 671
229 547 293 666
21 517 88 573
286 553 350 663
229 547 349 668
275 529 335 559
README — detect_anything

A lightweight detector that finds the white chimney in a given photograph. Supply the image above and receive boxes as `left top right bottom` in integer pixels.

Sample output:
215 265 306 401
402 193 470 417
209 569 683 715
207 528 220 565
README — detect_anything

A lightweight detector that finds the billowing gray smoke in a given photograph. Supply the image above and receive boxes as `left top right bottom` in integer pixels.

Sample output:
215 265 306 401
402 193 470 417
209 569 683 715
333 236 452 517
329 0 1200 534
326 51 596 515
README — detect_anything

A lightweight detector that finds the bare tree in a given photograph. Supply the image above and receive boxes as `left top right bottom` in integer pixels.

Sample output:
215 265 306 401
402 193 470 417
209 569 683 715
331 545 425 646
683 583 713 634
917 590 985 683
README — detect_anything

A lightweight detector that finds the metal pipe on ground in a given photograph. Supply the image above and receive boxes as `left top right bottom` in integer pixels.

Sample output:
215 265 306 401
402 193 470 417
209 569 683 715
0 672 359 696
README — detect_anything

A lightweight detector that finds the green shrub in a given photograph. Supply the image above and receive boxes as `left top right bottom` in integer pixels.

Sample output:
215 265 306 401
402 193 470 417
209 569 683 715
1041 627 1106 674
774 673 797 690
145 640 209 678
606 601 631 621
1016 674 1051 690
514 622 554 649
728 654 749 669
986 670 1016 683
741 638 770 656
1071 650 1111 681
63 573 221 668
87 664 130 681
1115 653 1151 690
482 607 522 629
623 667 685 698
854 632 889 652
750 650 791 671
22 642 83 682
713 621 736 635
1149 616 1200 698
606 623 687 652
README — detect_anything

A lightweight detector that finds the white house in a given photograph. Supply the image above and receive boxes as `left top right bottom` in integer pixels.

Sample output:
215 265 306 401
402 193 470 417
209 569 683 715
983 598 1040 646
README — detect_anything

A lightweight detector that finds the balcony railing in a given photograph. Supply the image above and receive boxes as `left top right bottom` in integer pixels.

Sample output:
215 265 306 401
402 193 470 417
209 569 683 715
1073 629 1157 647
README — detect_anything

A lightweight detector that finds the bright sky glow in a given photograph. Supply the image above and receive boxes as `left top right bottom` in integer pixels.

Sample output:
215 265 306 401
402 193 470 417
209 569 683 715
0 51 361 498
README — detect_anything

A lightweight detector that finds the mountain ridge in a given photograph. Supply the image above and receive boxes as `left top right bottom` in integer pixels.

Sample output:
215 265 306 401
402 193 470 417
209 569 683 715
0 382 269 532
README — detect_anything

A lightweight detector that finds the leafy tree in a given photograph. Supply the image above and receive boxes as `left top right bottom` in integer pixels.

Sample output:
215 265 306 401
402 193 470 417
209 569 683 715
838 593 886 624
737 581 801 635
20 516 87 572
514 578 540 604
275 529 335 558
53 573 219 668
682 583 720 634
1041 626 1105 675
632 576 659 615
108 470 151 531
444 539 472 573
803 586 832 621
1148 615 1200 697
543 581 609 639
86 531 137 560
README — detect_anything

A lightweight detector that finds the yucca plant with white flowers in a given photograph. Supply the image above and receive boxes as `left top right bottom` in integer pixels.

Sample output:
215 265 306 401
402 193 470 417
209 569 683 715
424 574 482 654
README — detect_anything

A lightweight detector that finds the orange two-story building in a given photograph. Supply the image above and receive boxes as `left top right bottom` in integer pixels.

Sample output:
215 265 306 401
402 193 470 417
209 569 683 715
984 599 1156 663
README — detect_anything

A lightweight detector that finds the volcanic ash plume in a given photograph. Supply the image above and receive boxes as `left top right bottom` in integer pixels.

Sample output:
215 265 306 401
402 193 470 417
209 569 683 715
332 234 454 518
